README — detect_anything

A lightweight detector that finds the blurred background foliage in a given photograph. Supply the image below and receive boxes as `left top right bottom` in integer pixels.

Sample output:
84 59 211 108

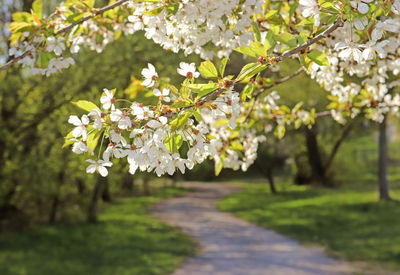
1 0 400 274
1 0 400 231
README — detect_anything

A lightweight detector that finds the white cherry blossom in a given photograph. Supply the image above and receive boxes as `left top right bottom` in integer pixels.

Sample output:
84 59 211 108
86 159 113 177
141 63 158 88
177 62 200 78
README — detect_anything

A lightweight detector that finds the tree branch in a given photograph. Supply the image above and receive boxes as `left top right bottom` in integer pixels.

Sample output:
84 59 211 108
324 121 354 170
245 67 304 120
274 18 343 63
166 19 344 119
0 0 129 72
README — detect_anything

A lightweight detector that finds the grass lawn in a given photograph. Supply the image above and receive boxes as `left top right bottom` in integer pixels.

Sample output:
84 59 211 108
0 186 197 275
218 181 400 269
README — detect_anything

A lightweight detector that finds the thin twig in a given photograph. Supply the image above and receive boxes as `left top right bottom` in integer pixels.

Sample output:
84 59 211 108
167 18 344 118
274 18 343 63
0 0 129 72
244 67 304 121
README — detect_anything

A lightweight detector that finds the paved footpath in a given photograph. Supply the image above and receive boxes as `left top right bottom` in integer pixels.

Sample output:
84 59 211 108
152 183 357 275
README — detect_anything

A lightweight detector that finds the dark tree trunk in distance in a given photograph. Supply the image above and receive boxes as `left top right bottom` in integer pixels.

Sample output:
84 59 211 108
49 170 65 224
87 176 106 223
305 127 328 186
378 117 391 200
101 180 112 202
142 178 150 195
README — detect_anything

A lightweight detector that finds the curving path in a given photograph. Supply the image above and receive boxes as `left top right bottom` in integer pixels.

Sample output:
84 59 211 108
152 182 356 275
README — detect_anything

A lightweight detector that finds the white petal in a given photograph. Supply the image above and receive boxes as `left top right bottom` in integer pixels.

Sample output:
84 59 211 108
81 115 89 125
153 89 162 96
98 166 108 177
68 115 81 126
358 2 370 14
86 164 97 174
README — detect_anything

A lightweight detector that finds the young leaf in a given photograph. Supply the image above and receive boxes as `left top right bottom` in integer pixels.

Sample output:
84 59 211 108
250 41 266 57
198 60 218 79
252 21 261 42
72 100 100 112
32 0 42 19
274 125 286 139
236 63 267 83
87 130 101 151
235 46 257 57
62 130 75 148
219 57 228 77
274 32 297 48
215 155 225 176
307 50 330 66
264 31 276 52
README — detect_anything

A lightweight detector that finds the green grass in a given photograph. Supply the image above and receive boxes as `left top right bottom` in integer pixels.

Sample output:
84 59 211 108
218 181 400 269
0 187 197 275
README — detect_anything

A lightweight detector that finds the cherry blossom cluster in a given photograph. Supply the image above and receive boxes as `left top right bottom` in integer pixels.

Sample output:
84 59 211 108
307 13 400 122
8 0 263 75
67 62 265 177
5 0 400 177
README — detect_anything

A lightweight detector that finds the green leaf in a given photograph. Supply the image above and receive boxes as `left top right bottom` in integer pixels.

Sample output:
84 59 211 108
9 22 33 33
170 100 192 108
87 130 101 151
219 57 228 77
72 100 100 112
235 46 257 57
62 130 75 148
230 141 244 151
170 112 191 130
265 10 278 19
241 83 255 101
252 21 261 42
193 109 202 121
274 32 297 48
274 125 286 139
236 63 267 83
36 51 52 68
143 6 165 16
187 83 219 98
250 41 266 57
215 155 225 176
198 60 218 79
12 12 32 22
197 83 219 98
164 133 183 153
214 119 229 127
264 31 276 52
307 50 330 66
32 0 42 18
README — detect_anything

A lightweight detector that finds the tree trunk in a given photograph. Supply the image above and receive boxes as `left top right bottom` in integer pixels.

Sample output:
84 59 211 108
142 178 150 195
304 127 328 186
266 169 277 194
378 116 391 200
101 180 112 202
76 179 86 194
256 162 277 194
49 170 64 224
122 174 135 195
87 176 106 223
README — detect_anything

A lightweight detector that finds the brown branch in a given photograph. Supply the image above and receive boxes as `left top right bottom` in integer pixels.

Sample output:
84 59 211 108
274 17 343 63
245 67 304 120
167 19 344 119
324 121 354 170
0 0 129 72
253 67 304 99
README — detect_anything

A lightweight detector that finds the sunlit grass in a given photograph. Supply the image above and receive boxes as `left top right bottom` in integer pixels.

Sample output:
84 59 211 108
218 181 400 269
0 187 196 275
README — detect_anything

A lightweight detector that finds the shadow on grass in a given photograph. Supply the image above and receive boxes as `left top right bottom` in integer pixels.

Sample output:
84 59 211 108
0 187 196 275
218 182 400 269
